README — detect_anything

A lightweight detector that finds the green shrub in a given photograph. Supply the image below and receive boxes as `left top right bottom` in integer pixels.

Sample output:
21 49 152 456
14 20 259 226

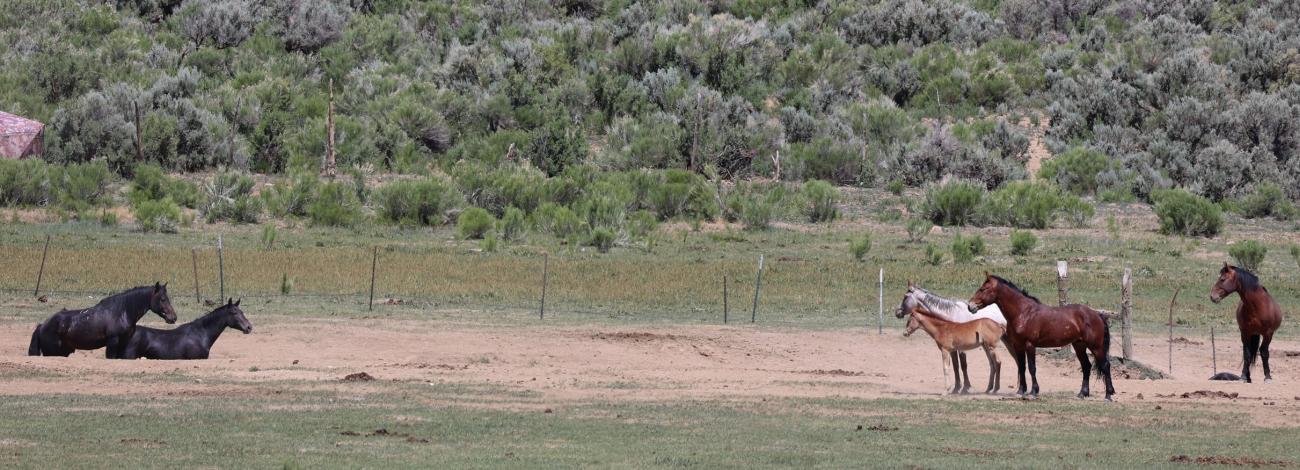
850 234 872 261
1153 189 1224 237
1235 183 1296 220
587 227 616 253
499 206 527 240
1229 240 1268 273
99 209 118 227
1291 245 1300 269
740 193 774 231
133 197 182 233
951 233 985 263
802 180 839 223
922 180 984 226
1038 146 1113 195
887 180 905 196
1098 187 1136 203
977 181 1092 229
280 273 293 295
923 243 944 265
375 177 460 226
306 182 362 227
1009 230 1037 256
626 210 659 239
457 207 495 239
481 233 499 253
907 218 933 243
128 164 201 209
262 171 320 218
1059 196 1095 228
55 161 115 211
534 203 586 238
261 224 277 249
0 159 52 206
202 171 261 224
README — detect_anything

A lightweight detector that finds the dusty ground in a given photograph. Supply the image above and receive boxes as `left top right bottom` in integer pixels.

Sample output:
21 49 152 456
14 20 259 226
2 318 1298 426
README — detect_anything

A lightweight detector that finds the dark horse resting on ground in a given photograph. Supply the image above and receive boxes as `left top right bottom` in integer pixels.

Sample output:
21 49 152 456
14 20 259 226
1210 264 1284 383
118 298 252 360
967 273 1115 401
28 283 177 358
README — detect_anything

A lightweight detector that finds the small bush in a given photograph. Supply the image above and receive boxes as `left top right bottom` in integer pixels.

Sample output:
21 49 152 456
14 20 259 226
1038 146 1113 195
588 227 616 253
740 194 774 231
1229 241 1268 273
1153 189 1224 237
922 180 984 226
1290 245 1300 269
129 164 201 209
202 171 261 224
457 207 495 239
481 233 499 253
306 182 362 227
0 159 51 206
1009 230 1037 256
887 180 905 196
534 203 586 238
1098 187 1136 203
923 243 944 265
802 180 839 223
261 224 277 249
375 177 460 226
906 218 933 243
280 273 292 295
850 234 872 261
951 233 985 263
1059 196 1095 228
133 198 182 233
262 171 320 217
55 161 115 211
626 210 658 239
499 206 527 241
99 209 118 227
1236 183 1296 221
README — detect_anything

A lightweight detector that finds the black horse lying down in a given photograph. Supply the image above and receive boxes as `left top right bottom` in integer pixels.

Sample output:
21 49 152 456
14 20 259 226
29 283 178 358
118 299 252 360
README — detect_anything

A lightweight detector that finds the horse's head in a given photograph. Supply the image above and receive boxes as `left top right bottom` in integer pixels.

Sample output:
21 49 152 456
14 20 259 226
151 282 177 324
223 298 253 334
903 311 922 337
895 280 920 319
1210 263 1238 304
967 272 998 313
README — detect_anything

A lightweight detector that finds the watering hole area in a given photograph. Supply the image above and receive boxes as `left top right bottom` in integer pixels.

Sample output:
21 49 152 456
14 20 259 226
1 299 1298 468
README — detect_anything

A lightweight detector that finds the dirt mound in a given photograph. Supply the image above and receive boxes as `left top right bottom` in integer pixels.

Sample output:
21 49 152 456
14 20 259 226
341 372 375 382
591 332 682 342
802 369 865 377
340 428 429 443
1169 455 1290 467
1159 391 1240 399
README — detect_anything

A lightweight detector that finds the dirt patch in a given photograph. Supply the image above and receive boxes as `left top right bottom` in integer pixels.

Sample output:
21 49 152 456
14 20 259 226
1158 391 1240 399
1169 337 1204 346
856 424 898 432
801 369 865 377
591 332 682 342
1169 455 1290 467
342 372 375 382
340 428 429 444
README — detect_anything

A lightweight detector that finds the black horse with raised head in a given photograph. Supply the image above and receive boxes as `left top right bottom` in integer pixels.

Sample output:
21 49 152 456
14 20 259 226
28 283 178 358
118 298 252 360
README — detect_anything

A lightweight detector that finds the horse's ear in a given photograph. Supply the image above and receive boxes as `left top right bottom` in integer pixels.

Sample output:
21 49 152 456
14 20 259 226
983 271 991 278
1223 261 1230 269
153 282 161 292
227 297 233 305
235 298 241 306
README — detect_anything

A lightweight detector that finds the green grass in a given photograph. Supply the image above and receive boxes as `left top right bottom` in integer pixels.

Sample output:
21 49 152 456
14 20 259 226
0 387 1293 469
1 213 1296 331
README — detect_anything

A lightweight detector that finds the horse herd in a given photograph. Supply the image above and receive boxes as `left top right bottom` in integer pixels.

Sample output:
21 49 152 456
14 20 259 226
896 264 1284 401
20 264 1284 402
27 283 252 360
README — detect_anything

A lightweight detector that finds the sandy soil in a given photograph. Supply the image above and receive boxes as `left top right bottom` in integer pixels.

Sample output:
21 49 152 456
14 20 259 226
2 318 1297 426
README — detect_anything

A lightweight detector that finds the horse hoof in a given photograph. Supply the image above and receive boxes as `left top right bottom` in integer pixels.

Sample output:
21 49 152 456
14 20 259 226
1265 378 1273 384
1104 396 1113 402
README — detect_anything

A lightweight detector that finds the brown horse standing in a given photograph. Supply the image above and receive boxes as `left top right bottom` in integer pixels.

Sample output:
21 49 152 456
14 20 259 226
1210 263 1284 383
904 307 1004 394
967 273 1114 400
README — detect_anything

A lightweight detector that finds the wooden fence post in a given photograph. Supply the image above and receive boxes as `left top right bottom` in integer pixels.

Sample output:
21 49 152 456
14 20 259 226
722 274 728 324
1056 260 1068 306
1168 287 1180 375
34 235 50 297
191 248 200 304
217 234 225 301
1121 268 1133 360
539 253 548 320
751 254 764 324
877 268 884 335
1211 326 1217 374
368 247 378 311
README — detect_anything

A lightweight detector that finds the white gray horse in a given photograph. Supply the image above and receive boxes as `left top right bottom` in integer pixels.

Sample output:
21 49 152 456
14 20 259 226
894 280 1006 326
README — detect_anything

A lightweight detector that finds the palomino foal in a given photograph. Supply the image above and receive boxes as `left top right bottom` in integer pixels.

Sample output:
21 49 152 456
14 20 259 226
905 306 1004 394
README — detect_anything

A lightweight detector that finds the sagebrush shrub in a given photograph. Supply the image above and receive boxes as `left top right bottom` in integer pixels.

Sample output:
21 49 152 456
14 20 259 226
923 180 983 226
1236 183 1296 221
1229 241 1268 273
906 218 933 243
375 177 460 226
499 206 526 240
202 171 261 224
1038 147 1112 196
1153 189 1223 237
133 197 182 233
307 182 362 227
1009 230 1037 255
850 234 872 261
534 203 585 238
457 207 495 239
950 233 985 263
587 227 616 253
802 179 839 223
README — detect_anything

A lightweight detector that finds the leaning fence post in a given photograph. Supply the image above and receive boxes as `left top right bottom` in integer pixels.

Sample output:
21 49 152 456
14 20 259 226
722 274 728 324
1056 260 1068 306
877 268 884 335
34 234 50 297
368 247 378 311
217 234 225 301
751 254 764 324
1168 287 1180 375
1121 268 1133 360
1211 326 1217 375
539 253 548 320
191 248 200 304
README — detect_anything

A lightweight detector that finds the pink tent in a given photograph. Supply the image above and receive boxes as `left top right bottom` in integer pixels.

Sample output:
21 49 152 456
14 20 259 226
0 111 44 158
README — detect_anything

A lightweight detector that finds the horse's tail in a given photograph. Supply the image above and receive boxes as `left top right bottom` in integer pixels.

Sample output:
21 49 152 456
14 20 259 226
1101 314 1112 358
28 323 41 356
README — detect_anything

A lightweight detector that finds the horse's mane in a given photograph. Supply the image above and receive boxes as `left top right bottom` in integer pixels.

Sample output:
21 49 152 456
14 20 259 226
991 275 1042 304
95 286 154 306
1226 265 1265 292
915 287 968 313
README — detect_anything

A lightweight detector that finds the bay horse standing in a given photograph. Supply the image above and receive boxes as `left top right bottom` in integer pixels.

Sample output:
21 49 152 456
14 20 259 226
1210 263 1284 383
28 283 178 358
118 298 252 360
967 273 1114 400
904 306 1004 394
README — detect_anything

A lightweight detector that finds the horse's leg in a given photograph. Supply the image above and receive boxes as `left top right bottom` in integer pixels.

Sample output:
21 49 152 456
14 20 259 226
983 344 999 394
1095 346 1115 401
1245 334 1261 383
949 350 963 394
1073 343 1091 399
1026 346 1040 398
1012 346 1027 397
1239 333 1252 383
958 352 971 394
1260 333 1274 383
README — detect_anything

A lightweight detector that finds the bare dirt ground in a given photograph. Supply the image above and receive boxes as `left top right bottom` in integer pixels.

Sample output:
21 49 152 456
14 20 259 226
2 318 1297 426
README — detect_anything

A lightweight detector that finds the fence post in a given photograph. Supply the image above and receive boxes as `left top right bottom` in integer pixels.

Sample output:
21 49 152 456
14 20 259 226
34 234 50 297
1211 326 1217 374
539 253 548 320
191 248 200 304
723 274 728 324
1056 260 1068 306
1121 268 1133 360
1168 287 1180 375
751 254 764 324
368 247 378 311
877 268 884 335
217 234 225 301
